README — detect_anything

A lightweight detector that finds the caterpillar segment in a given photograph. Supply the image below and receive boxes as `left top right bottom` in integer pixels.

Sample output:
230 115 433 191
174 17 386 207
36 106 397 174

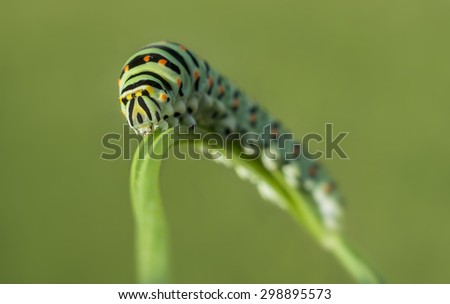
118 41 343 231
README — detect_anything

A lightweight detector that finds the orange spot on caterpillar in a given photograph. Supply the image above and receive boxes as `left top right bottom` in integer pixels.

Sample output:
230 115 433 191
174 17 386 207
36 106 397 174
194 70 200 80
124 65 129 72
180 45 187 50
158 59 167 65
177 79 182 86
308 165 318 177
270 122 280 138
160 93 168 102
232 98 240 108
219 86 225 94
117 78 121 87
208 77 213 87
143 55 151 62
324 182 334 194
249 114 257 123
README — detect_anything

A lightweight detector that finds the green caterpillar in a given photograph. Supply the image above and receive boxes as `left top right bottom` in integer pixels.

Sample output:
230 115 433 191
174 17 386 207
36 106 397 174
118 41 342 230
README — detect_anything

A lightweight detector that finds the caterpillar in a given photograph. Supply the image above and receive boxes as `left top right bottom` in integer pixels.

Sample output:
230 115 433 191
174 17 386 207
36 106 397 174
118 41 342 231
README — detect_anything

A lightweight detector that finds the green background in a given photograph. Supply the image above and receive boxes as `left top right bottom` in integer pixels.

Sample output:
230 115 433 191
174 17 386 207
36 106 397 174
1 0 449 283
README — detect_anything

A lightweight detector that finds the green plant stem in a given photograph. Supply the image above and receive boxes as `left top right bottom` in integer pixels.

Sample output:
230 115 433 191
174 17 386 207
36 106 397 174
130 127 383 283
130 129 172 283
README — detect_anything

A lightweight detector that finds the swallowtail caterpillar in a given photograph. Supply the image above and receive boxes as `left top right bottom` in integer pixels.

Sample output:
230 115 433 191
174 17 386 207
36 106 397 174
118 41 342 230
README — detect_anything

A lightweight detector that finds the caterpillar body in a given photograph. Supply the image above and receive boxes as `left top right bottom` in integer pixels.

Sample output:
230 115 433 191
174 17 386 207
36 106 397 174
118 41 342 231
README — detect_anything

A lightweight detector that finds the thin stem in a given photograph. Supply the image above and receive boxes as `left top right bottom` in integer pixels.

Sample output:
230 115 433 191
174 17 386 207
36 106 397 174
130 129 172 283
130 127 383 283
192 137 383 283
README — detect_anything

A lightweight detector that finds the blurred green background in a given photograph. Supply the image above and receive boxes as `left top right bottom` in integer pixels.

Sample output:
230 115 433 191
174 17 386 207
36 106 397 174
1 0 449 283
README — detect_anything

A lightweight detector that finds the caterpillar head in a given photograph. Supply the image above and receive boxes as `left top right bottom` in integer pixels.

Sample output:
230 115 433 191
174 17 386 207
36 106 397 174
120 89 162 136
